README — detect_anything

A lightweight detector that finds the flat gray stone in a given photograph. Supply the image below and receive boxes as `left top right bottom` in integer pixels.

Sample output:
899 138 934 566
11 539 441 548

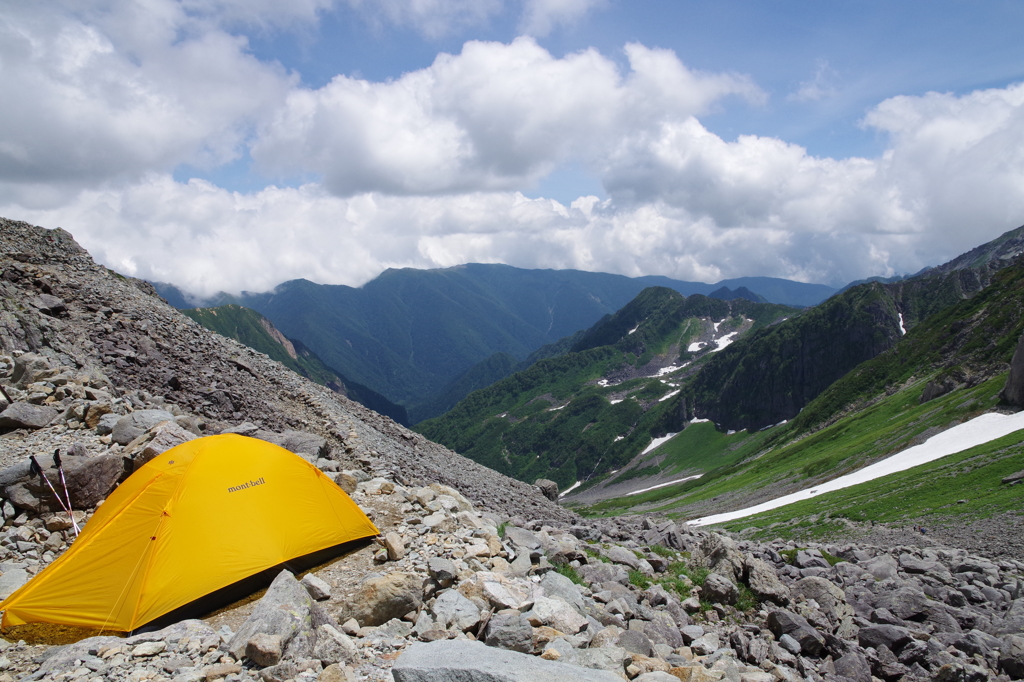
111 409 175 445
0 402 59 430
0 568 28 599
392 640 623 681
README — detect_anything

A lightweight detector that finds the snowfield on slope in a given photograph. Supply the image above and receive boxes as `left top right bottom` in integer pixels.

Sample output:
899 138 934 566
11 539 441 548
687 410 1024 526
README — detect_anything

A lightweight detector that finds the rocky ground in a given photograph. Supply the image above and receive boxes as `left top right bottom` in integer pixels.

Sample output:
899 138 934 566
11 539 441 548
0 217 1023 681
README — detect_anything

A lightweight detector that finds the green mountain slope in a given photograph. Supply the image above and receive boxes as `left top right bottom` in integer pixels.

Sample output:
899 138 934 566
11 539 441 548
415 288 794 487
153 264 836 415
578 256 1024 528
181 304 409 424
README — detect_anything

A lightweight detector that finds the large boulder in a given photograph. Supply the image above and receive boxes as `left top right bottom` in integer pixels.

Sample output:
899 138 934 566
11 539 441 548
1001 332 1024 405
0 402 60 430
766 609 826 656
534 479 559 501
393 639 624 681
339 572 422 627
110 410 175 445
227 570 329 662
743 556 790 605
3 453 124 512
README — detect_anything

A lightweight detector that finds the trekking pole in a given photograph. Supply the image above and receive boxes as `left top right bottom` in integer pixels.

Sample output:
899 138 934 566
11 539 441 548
52 450 81 536
29 456 76 529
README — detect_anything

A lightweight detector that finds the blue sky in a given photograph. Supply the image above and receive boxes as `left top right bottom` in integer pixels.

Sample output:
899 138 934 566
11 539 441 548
2 0 1024 294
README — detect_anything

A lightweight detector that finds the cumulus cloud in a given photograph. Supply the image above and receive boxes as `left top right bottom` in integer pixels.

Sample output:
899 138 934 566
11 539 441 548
251 38 764 195
0 1 294 204
3 3 1024 297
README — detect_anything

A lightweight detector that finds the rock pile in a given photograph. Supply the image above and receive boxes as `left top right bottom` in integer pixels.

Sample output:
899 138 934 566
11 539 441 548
7 471 1021 681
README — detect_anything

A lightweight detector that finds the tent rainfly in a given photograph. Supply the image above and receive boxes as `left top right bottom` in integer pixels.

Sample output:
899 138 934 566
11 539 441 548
0 434 379 632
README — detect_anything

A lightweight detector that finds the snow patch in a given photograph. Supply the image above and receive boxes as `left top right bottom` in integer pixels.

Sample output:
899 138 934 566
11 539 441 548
549 404 566 411
628 323 640 335
898 313 906 336
712 331 739 351
613 435 624 442
687 411 1024 526
656 364 685 376
659 389 681 402
687 342 705 352
559 481 581 497
690 417 710 424
626 474 703 496
609 398 624 405
641 432 679 456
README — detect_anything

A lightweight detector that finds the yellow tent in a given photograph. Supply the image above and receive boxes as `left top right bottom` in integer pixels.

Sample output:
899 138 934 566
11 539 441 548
0 434 379 632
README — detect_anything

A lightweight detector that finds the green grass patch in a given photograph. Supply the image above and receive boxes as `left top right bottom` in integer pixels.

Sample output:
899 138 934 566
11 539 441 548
555 563 586 586
628 570 652 590
719 425 1024 539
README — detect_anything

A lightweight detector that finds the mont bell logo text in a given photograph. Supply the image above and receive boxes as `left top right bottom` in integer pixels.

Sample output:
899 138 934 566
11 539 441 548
227 477 266 493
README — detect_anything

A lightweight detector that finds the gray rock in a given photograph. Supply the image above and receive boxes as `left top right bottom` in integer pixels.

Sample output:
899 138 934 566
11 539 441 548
535 479 559 501
539 571 585 611
504 527 540 551
228 570 329 661
952 629 1002 657
766 609 825 656
864 554 899 581
999 634 1024 679
35 620 215 679
794 549 830 569
1001 331 1024 405
858 624 912 652
312 624 357 664
340 572 422 627
876 586 929 621
95 412 120 435
428 557 458 583
744 555 790 605
616 629 654 657
432 589 482 632
246 633 283 667
680 625 704 644
0 568 28 599
301 573 332 601
702 572 738 605
484 611 532 653
0 402 59 430
579 562 629 586
392 639 624 681
258 430 329 458
632 611 684 649
111 409 175 445
831 647 872 679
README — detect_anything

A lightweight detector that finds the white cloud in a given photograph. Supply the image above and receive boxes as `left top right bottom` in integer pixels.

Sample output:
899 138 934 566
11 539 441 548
0 1 294 204
251 38 764 196
519 0 605 36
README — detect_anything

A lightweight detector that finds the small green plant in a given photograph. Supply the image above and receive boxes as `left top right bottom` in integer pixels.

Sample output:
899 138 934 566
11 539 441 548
734 583 759 612
584 547 608 563
496 522 508 539
628 570 652 590
656 575 692 598
649 544 674 558
667 561 709 587
633 549 646 560
556 563 585 586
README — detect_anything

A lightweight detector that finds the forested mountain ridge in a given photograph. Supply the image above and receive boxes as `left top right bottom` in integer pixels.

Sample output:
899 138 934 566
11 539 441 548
153 264 834 417
180 304 409 424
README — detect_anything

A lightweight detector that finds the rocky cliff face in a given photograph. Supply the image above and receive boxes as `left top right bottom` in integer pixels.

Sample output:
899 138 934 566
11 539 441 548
1002 332 1024 406
0 217 573 525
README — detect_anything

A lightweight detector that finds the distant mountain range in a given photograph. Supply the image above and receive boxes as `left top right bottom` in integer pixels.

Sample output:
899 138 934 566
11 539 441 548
417 224 1024 490
153 265 836 421
180 304 409 424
